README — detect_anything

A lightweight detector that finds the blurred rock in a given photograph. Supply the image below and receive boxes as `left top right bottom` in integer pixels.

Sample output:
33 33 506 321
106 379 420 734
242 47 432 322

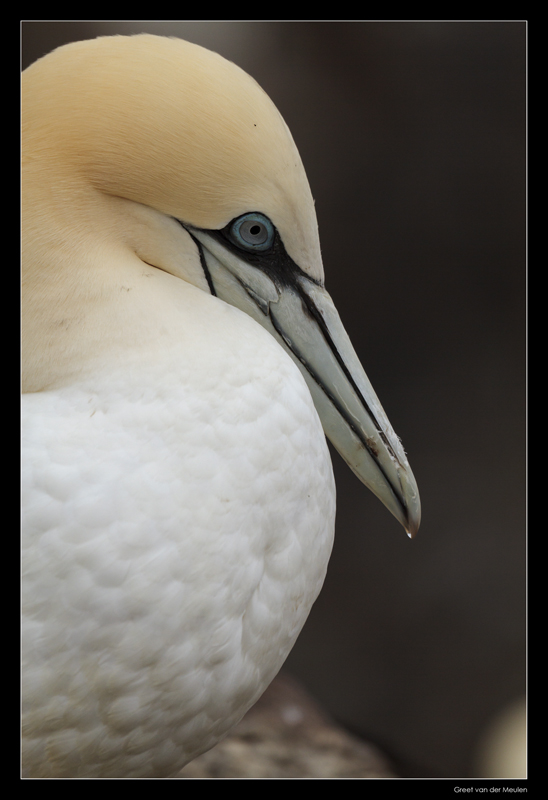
474 698 527 779
176 672 395 778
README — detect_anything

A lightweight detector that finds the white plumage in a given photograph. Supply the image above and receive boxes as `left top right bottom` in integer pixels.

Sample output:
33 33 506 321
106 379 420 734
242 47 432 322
22 34 419 777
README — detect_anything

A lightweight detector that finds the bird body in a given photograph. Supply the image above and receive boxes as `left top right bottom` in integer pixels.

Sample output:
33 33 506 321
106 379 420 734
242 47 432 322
22 290 334 776
22 34 419 777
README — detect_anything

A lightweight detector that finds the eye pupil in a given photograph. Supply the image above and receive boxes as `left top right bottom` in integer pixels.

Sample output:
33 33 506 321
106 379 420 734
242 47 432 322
241 220 267 244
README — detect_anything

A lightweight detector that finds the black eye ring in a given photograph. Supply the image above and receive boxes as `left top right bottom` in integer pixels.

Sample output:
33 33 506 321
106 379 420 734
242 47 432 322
228 213 275 252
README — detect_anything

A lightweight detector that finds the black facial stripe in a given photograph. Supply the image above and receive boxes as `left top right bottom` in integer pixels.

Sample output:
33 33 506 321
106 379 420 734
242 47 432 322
186 229 217 297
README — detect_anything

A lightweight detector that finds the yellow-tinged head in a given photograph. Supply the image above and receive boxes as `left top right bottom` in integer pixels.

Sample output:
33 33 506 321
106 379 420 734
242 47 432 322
22 34 322 280
22 34 420 535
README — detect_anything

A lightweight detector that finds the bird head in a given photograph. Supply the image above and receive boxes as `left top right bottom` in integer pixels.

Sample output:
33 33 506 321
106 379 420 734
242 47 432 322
22 34 420 536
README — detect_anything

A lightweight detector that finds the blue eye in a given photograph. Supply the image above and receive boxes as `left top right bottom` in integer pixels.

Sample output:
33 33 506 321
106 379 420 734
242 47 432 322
229 213 275 252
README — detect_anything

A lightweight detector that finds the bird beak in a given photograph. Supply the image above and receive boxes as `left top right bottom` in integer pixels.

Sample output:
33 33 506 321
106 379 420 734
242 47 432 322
186 227 421 538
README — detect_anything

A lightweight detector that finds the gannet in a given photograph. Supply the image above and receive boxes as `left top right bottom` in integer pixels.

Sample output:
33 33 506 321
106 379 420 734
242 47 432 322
22 34 420 778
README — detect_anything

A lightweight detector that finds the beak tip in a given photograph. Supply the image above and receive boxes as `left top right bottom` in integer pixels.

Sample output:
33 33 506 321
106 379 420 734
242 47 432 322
400 466 421 539
406 508 421 539
405 519 420 539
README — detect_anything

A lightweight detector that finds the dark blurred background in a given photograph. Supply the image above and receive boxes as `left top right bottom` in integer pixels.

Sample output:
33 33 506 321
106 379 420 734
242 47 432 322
22 21 526 778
